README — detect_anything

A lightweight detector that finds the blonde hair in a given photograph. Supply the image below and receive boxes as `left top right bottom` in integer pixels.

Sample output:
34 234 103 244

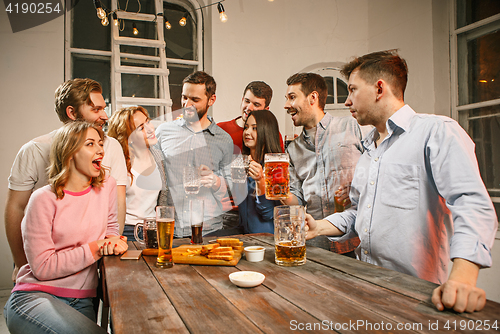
107 106 150 180
48 121 106 199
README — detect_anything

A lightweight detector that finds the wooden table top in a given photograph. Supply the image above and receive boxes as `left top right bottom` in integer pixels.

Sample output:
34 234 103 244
102 233 500 333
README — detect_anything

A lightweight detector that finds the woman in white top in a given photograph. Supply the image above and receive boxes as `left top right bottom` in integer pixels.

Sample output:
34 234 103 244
108 106 169 240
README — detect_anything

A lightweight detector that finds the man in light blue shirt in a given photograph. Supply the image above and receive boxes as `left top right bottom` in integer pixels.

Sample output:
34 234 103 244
305 50 497 313
283 73 363 252
156 71 233 237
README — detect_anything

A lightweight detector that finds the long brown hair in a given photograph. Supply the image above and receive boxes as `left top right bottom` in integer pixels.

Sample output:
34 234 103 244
242 109 282 164
107 106 150 180
48 121 106 199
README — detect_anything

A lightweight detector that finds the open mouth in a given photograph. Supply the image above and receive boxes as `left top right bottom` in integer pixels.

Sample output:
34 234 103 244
92 159 102 170
287 109 297 117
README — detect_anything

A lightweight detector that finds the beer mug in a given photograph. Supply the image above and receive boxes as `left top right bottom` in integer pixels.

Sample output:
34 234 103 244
274 205 306 266
264 153 290 200
231 154 250 183
183 166 201 195
133 217 158 249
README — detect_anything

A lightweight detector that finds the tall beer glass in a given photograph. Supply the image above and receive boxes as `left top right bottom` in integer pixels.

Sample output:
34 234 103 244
264 153 290 200
155 206 175 268
274 205 306 266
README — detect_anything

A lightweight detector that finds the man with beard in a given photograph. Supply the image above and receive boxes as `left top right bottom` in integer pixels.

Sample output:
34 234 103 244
156 71 233 237
283 73 363 253
5 78 128 280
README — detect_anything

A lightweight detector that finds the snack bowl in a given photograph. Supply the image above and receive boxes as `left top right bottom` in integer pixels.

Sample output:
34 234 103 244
229 271 265 288
244 246 265 262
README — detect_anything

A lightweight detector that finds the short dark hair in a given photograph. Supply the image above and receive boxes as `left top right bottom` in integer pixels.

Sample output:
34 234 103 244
340 50 408 100
242 109 282 164
183 71 216 98
243 81 273 108
286 73 327 111
54 78 102 124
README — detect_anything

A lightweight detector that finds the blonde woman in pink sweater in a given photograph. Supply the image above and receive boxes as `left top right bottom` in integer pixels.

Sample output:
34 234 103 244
4 121 128 334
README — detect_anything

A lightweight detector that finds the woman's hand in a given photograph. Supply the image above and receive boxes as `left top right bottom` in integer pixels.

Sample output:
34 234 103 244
247 157 263 181
97 236 128 256
248 157 266 196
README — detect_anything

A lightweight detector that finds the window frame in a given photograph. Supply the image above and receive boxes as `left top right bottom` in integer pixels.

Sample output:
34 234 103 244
64 0 203 117
450 1 500 222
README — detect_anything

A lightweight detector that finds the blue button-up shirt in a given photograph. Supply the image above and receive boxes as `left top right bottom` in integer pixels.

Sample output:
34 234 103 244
326 105 497 284
156 116 233 237
287 113 363 219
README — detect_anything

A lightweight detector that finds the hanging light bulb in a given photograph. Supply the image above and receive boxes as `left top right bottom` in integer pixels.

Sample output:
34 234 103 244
217 2 228 23
93 0 106 20
113 12 118 26
179 13 187 27
101 15 109 26
164 15 172 29
133 22 139 35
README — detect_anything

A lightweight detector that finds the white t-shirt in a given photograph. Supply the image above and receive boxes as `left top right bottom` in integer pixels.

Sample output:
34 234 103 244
9 131 128 191
125 165 162 226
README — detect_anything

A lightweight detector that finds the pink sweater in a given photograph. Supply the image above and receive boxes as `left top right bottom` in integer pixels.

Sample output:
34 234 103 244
13 177 119 298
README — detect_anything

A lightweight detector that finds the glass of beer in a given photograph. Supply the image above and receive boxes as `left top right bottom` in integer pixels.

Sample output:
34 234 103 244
133 217 158 249
264 153 290 200
190 199 204 245
183 166 201 194
155 206 175 268
231 154 250 183
273 205 306 266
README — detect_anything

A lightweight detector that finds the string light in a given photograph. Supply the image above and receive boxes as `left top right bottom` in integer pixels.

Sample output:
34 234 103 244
93 0 106 20
217 2 228 23
113 12 118 26
101 16 109 26
165 17 172 30
133 22 139 35
179 13 187 27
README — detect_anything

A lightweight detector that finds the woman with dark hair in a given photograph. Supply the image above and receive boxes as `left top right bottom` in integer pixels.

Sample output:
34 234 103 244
108 106 169 241
239 109 283 233
4 121 128 333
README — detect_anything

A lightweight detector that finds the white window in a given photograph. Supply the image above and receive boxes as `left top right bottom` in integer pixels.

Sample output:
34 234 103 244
65 0 202 119
451 0 500 222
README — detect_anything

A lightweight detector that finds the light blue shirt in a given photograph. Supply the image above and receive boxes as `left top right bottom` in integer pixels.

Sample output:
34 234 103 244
287 113 363 219
326 105 497 284
156 116 233 237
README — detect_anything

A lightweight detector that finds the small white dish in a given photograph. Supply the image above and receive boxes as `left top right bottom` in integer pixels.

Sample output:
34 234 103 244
229 271 265 288
244 246 265 262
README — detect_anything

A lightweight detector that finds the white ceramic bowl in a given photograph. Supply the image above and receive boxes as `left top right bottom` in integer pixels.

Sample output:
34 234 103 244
244 246 265 262
229 271 265 288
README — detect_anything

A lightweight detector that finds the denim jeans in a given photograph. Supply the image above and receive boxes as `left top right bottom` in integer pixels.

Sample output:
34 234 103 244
4 291 107 334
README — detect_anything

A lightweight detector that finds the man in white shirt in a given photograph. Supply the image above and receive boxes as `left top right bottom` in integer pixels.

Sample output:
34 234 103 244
5 78 127 280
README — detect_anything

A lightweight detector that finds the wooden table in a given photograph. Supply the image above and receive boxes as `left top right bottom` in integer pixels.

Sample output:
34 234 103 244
102 234 500 333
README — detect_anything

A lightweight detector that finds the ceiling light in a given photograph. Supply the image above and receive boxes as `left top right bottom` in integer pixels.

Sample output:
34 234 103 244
217 2 228 23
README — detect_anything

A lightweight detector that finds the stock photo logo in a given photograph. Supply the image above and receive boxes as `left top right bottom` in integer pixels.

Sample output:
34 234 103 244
3 0 72 33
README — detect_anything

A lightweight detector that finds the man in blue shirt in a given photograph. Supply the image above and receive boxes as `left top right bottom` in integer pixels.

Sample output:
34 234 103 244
305 50 497 313
156 71 233 237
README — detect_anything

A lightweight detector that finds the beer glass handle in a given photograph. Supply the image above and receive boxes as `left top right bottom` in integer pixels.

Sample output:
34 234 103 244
134 224 145 244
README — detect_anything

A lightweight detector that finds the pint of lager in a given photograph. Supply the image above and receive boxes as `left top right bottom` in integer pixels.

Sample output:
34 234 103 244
274 205 306 266
264 153 290 200
155 206 175 268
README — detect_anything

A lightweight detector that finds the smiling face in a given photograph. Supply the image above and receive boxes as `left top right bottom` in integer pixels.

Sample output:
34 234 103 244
181 83 215 123
75 92 108 129
243 115 258 151
284 84 317 128
132 110 157 148
71 128 104 181
240 90 267 123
